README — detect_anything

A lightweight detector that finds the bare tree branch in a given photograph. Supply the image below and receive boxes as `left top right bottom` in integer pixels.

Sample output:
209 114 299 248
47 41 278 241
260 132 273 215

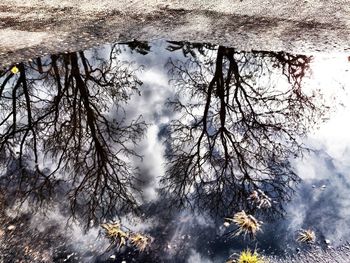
162 43 327 219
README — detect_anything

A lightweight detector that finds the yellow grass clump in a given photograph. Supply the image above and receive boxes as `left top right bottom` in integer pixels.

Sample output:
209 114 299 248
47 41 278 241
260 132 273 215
130 233 151 251
297 229 316 244
225 210 262 237
101 222 129 249
237 249 264 263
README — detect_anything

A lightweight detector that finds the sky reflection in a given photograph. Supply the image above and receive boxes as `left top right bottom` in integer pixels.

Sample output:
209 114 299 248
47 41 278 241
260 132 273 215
0 40 349 262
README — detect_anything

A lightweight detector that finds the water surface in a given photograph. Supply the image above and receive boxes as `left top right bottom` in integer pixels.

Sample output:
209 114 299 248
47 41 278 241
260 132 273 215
0 40 349 262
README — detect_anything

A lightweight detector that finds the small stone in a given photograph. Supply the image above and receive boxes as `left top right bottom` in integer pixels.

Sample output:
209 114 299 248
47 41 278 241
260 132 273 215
223 222 230 227
110 255 116 259
7 225 16 231
324 239 331 244
63 253 75 262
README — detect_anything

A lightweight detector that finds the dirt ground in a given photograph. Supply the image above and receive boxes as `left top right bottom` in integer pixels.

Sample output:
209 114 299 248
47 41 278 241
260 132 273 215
1 0 350 67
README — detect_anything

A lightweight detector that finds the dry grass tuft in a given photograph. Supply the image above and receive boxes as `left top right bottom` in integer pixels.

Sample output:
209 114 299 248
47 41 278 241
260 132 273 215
225 210 262 237
130 233 151 252
297 229 316 244
101 222 129 249
237 249 264 263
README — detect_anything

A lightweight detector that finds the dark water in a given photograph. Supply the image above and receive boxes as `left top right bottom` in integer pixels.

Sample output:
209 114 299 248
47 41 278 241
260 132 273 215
0 40 349 262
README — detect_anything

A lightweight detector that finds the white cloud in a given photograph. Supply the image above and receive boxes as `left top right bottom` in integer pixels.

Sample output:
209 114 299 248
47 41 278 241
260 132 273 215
187 249 213 263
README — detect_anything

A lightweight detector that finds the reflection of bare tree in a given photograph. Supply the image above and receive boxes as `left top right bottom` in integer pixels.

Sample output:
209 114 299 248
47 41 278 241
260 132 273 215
162 43 326 218
166 41 216 57
120 40 151 55
0 46 146 224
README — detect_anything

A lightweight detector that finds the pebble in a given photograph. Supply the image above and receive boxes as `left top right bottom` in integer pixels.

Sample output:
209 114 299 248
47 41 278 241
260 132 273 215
7 225 16 231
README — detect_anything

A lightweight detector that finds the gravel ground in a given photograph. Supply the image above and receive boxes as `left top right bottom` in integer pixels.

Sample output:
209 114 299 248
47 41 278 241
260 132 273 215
1 0 350 67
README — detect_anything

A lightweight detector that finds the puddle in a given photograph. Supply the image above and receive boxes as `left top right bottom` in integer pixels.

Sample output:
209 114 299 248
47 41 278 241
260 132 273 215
0 40 349 262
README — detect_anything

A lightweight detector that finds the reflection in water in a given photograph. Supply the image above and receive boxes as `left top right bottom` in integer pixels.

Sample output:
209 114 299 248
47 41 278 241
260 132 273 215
0 40 342 262
162 42 326 220
0 46 146 225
